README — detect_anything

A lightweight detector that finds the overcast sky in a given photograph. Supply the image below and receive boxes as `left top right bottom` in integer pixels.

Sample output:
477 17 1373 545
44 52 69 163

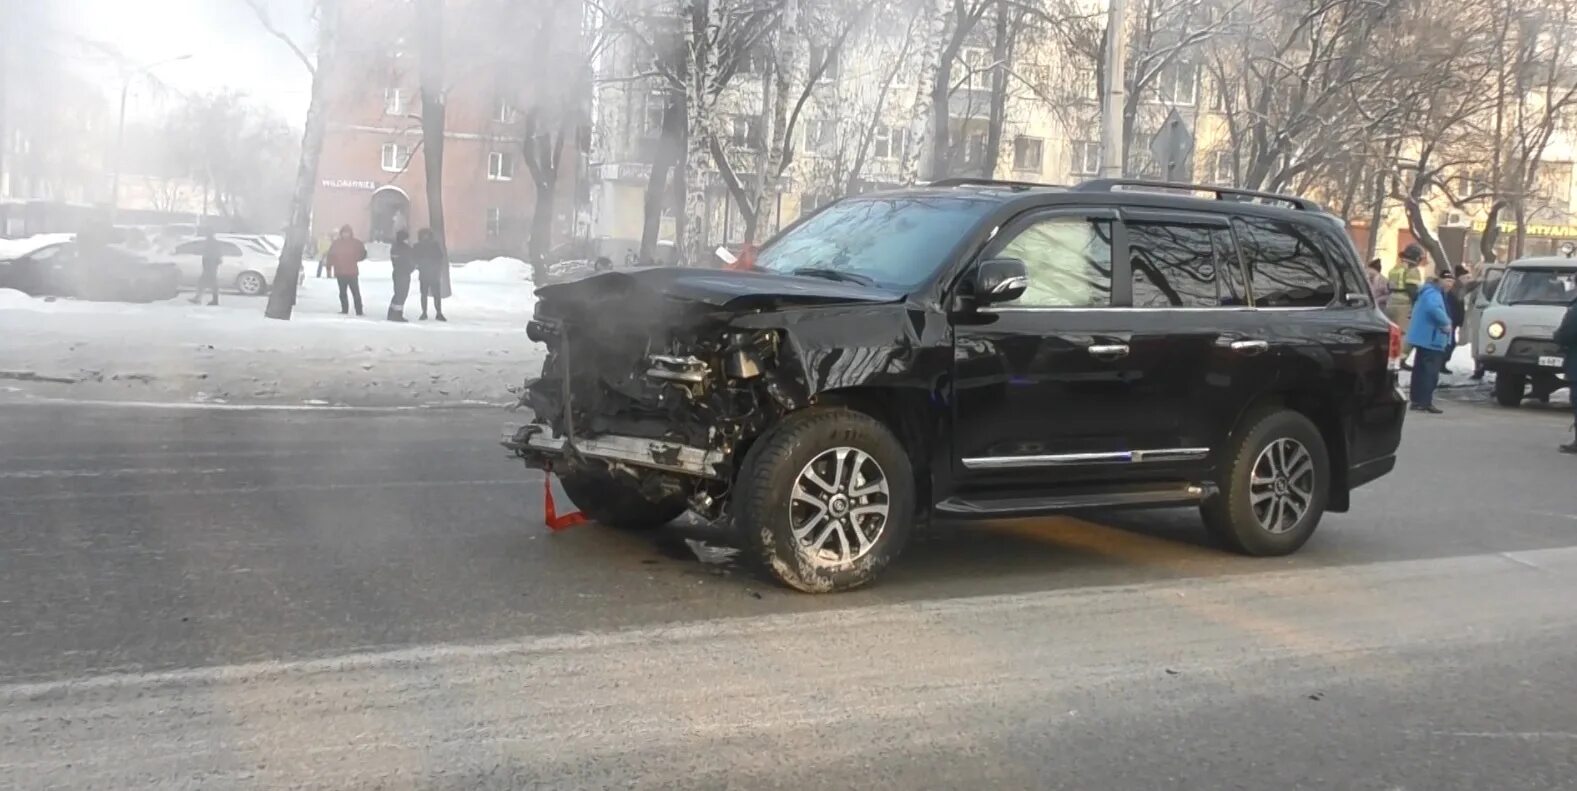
52 0 315 125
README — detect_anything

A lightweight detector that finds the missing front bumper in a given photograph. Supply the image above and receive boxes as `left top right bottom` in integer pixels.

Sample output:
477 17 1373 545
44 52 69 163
502 424 727 479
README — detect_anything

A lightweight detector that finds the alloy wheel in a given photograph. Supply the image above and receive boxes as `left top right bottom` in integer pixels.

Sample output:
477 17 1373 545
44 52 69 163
788 447 891 567
1249 438 1315 534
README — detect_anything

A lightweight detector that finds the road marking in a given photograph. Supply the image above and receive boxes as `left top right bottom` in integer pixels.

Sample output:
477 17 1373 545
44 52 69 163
3 544 1574 701
0 477 535 503
1424 731 1577 741
0 468 230 479
0 396 507 413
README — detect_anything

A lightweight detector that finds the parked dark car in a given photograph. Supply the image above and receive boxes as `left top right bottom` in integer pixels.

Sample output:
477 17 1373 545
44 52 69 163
504 178 1407 593
0 241 181 303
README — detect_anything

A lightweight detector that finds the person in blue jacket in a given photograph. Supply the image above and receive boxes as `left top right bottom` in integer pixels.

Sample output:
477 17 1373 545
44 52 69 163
1405 269 1457 414
1553 291 1577 453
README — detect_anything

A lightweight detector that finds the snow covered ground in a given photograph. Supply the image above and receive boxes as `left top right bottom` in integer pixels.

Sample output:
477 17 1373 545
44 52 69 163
0 257 546 408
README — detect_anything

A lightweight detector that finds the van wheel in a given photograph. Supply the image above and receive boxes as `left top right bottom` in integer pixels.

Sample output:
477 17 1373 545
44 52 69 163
1202 409 1329 557
559 469 687 530
1494 373 1525 407
733 408 915 593
236 271 268 296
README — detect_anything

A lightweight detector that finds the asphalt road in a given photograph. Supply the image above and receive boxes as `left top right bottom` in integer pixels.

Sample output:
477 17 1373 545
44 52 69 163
2 397 1575 789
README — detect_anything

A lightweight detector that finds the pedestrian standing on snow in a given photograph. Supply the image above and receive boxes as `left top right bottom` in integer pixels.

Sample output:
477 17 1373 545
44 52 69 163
315 232 335 278
387 230 414 322
1442 264 1470 374
1406 270 1457 414
1388 244 1428 368
414 228 446 322
326 225 368 316
190 230 223 306
1553 291 1577 454
1367 259 1389 311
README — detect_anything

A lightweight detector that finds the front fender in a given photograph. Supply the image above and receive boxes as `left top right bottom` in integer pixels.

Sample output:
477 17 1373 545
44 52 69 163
730 303 952 401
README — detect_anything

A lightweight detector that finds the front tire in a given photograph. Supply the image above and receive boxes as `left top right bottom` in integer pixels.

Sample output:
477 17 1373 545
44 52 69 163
733 408 915 593
559 469 687 530
1202 409 1330 557
1494 372 1525 407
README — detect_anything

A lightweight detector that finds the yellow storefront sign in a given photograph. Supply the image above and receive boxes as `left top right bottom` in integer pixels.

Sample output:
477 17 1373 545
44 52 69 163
1470 220 1577 239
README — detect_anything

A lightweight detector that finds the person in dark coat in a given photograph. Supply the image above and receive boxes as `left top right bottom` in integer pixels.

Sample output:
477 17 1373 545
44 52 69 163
1553 292 1577 454
189 231 223 306
414 228 446 322
387 230 414 322
1441 265 1469 374
325 225 368 316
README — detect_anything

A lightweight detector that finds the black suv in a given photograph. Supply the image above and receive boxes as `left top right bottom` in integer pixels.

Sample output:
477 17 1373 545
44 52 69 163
505 179 1406 593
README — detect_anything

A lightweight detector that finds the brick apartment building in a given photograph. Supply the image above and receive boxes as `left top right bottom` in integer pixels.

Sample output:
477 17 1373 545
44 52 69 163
312 0 579 256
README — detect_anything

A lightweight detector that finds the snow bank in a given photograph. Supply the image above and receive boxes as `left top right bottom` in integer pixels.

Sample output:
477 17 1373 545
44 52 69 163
0 261 546 407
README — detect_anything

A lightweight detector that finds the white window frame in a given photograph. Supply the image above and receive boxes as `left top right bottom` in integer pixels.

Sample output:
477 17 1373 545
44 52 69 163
381 142 409 173
872 125 909 161
961 46 993 94
1158 62 1199 106
807 119 838 155
1013 136 1045 172
384 87 404 116
1071 141 1101 176
1207 150 1234 185
494 99 517 124
810 45 841 83
487 151 514 181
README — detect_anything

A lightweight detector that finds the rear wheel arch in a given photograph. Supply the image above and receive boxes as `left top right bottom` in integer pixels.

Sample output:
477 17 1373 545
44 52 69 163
1225 391 1350 512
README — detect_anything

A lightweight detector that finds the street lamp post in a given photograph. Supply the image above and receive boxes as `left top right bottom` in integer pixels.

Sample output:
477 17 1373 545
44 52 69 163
1100 0 1127 179
110 54 191 224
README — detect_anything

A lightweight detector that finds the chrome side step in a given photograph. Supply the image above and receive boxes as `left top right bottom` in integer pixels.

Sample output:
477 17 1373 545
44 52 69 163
935 484 1209 517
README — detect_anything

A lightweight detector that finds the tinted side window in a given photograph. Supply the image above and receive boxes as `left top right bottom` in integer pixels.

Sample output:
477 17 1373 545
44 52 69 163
997 217 1113 308
221 242 244 257
1129 222 1222 308
174 241 204 255
1213 227 1249 306
1233 217 1336 307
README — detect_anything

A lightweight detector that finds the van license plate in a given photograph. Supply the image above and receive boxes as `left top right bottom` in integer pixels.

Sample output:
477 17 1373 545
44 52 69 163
1538 356 1565 368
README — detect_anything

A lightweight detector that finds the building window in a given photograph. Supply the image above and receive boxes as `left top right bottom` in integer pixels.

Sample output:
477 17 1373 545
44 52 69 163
872 125 910 160
1013 136 1044 172
1076 68 1099 100
486 208 503 240
1158 62 1198 106
809 45 841 82
961 47 992 94
381 142 409 173
727 115 762 149
384 87 404 116
488 151 514 181
1071 141 1101 176
807 119 838 155
1206 150 1233 185
495 99 517 124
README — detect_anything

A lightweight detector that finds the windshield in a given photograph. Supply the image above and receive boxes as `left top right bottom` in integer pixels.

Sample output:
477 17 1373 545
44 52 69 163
1498 268 1577 305
753 195 998 291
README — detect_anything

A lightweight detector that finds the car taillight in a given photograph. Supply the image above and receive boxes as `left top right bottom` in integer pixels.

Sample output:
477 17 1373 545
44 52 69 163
1387 322 1403 370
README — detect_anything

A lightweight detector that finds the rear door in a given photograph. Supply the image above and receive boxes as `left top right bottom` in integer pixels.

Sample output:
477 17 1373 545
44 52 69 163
1120 210 1253 475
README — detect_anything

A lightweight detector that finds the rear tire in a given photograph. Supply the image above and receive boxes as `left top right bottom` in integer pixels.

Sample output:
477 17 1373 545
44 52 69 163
559 469 687 531
733 407 915 593
1202 408 1330 557
1494 373 1525 407
236 271 268 296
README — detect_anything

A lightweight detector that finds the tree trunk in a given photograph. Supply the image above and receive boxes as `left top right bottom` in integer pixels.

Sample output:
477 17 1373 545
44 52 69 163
680 0 722 266
902 0 951 185
1364 170 1387 263
640 102 683 265
265 0 339 320
1480 201 1506 264
418 0 450 297
981 1 1010 178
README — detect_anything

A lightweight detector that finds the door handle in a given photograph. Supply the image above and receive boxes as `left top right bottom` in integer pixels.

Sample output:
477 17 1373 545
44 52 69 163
1229 340 1270 355
1088 343 1130 359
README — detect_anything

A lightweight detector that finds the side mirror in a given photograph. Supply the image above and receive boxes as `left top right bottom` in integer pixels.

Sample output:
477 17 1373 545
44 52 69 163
971 258 1028 306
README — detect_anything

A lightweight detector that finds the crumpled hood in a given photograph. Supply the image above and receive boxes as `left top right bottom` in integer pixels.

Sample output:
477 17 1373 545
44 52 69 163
534 267 901 313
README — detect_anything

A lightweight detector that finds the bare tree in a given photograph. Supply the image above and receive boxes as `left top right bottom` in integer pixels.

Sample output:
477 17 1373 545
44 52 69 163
414 0 452 297
243 0 341 321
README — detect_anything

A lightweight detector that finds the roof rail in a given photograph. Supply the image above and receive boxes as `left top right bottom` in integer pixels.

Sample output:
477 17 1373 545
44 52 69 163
929 177 1062 191
1072 178 1321 212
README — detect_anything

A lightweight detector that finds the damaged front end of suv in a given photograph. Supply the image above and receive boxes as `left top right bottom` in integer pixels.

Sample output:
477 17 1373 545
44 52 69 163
502 268 928 553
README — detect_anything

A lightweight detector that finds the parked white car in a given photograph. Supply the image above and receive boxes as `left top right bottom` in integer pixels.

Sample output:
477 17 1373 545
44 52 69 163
165 235 293 296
